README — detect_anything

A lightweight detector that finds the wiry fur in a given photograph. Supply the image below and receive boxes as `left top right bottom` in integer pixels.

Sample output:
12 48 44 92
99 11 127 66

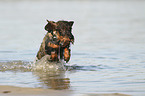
36 20 74 63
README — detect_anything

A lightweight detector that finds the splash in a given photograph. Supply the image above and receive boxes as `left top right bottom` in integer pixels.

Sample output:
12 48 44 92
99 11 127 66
0 55 66 72
0 56 107 72
0 60 33 72
33 55 66 72
0 58 109 90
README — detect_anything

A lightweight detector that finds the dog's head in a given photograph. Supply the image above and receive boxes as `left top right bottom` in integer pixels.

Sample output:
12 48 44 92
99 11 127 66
45 20 74 47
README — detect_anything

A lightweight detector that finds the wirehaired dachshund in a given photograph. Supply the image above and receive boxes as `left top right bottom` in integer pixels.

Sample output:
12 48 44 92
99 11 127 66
36 20 74 63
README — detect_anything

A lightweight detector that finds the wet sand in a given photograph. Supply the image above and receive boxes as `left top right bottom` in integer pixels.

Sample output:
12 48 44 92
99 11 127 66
0 85 72 96
0 85 131 96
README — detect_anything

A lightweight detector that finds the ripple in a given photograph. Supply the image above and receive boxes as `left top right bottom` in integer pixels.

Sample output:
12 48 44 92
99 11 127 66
0 51 16 53
0 60 112 72
65 64 113 71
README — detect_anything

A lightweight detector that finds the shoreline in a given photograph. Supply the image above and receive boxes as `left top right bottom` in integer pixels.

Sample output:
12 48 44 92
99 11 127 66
0 85 72 96
0 85 133 96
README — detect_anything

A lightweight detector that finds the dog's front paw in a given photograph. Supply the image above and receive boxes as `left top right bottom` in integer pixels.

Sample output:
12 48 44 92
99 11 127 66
64 48 70 63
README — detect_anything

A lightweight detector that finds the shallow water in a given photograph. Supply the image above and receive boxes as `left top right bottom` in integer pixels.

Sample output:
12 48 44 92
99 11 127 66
0 0 145 96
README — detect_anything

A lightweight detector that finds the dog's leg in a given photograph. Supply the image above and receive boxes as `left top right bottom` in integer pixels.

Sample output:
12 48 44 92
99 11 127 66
36 33 51 60
36 44 46 60
46 42 60 62
64 47 70 63
59 47 64 60
50 51 58 61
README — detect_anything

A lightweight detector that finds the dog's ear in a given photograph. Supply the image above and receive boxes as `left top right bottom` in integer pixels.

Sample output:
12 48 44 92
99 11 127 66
69 21 74 26
45 20 56 32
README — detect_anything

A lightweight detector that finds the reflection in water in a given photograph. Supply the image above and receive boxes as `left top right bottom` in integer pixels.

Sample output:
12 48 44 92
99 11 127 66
0 59 70 90
33 71 70 90
33 55 70 90
0 60 110 90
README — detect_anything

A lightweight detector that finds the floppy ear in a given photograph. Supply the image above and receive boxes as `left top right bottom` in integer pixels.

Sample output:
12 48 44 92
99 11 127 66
45 20 56 32
69 21 74 26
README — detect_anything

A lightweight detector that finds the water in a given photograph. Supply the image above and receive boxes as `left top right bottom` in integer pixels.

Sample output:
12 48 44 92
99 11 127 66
0 0 145 95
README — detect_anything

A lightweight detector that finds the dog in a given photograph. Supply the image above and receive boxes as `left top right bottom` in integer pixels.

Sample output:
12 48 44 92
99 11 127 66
36 20 74 63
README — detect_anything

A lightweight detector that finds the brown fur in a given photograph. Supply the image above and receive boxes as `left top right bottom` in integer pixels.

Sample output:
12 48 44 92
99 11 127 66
36 20 74 63
64 48 70 62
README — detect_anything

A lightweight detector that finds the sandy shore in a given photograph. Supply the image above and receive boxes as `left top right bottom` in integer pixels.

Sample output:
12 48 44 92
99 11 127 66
0 85 73 96
0 85 132 96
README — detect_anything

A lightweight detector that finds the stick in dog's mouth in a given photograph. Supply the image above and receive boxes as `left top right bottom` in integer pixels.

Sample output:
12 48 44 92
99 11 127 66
36 20 74 63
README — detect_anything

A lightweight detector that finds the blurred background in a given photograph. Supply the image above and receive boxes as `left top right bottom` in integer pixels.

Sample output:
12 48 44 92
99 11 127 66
0 0 145 61
0 0 145 95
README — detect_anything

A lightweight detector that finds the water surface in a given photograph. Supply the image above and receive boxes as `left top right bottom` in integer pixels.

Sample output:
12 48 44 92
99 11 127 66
0 0 145 96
